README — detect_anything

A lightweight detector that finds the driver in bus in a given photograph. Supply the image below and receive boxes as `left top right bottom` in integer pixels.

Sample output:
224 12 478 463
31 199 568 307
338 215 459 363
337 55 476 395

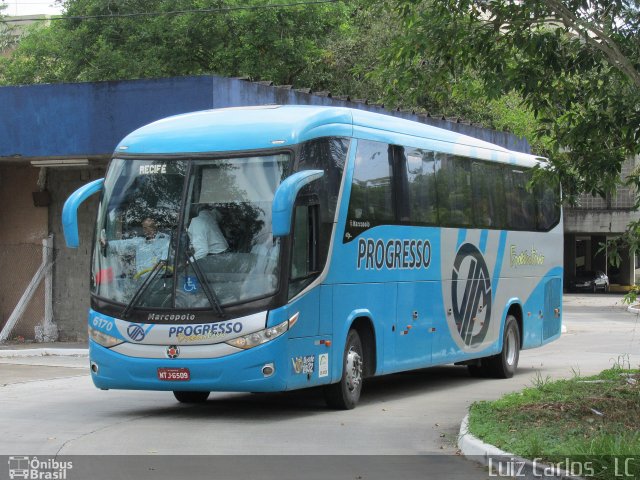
100 217 170 278
187 205 229 260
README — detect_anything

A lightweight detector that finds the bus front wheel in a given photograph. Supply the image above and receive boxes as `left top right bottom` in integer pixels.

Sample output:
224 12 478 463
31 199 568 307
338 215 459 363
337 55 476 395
173 391 210 403
324 329 363 410
486 315 520 378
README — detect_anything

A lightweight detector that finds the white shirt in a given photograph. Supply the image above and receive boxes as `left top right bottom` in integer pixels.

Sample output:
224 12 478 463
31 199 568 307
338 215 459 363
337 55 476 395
188 209 229 259
108 233 170 275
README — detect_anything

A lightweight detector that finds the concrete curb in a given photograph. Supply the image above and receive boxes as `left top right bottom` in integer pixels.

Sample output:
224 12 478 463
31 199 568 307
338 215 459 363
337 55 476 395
458 414 584 479
0 348 88 358
627 304 640 314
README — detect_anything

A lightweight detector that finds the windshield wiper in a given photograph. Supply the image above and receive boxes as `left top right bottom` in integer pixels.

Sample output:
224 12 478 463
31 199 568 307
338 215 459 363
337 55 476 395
181 233 225 316
121 259 167 319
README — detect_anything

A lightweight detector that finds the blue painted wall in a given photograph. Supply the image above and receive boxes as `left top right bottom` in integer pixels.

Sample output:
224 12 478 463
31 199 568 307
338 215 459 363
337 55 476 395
0 75 531 159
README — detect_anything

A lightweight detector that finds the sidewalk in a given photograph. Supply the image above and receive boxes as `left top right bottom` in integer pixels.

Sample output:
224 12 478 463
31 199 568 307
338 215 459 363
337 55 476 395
0 341 88 357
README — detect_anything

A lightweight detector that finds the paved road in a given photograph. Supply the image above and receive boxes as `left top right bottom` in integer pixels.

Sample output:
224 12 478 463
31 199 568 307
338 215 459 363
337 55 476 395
0 294 638 479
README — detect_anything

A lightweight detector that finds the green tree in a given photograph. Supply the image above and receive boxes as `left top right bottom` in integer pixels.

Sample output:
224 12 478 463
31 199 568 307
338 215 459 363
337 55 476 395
0 2 17 53
382 0 640 200
310 4 402 99
0 0 539 145
0 0 350 86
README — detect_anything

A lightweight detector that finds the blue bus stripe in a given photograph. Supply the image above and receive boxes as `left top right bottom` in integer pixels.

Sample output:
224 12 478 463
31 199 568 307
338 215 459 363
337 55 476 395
479 230 488 253
492 230 508 300
456 229 467 249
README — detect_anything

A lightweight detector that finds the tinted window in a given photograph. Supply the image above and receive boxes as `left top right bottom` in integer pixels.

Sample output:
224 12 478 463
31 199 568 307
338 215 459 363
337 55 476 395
505 168 536 230
437 154 472 227
471 162 506 229
403 147 438 225
345 140 395 240
536 176 561 231
297 137 349 223
291 205 312 280
292 137 349 297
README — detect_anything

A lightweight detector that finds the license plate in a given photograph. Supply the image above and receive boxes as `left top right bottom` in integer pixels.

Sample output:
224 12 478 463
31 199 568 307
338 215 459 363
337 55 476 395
157 367 190 381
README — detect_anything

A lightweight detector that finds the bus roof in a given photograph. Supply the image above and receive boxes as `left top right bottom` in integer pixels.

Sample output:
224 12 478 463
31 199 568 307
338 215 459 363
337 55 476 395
116 105 544 167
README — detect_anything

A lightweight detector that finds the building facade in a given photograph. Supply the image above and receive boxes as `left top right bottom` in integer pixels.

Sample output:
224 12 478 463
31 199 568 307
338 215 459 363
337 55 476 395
564 156 640 287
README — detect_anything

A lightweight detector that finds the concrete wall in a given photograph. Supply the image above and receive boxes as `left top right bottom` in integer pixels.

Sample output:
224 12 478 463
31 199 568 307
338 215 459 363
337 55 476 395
48 166 106 341
0 76 532 161
0 77 215 159
0 165 48 338
564 209 640 234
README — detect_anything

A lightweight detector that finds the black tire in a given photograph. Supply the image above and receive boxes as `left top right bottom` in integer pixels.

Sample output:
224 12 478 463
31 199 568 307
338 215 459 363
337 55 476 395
173 391 210 403
483 315 520 379
323 329 364 410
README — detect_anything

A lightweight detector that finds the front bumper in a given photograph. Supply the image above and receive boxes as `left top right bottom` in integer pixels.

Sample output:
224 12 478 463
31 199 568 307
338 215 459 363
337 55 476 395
89 335 290 392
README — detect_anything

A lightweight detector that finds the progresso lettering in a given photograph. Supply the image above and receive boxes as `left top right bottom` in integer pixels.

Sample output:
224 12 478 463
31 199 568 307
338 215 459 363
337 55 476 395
357 238 431 270
168 322 243 338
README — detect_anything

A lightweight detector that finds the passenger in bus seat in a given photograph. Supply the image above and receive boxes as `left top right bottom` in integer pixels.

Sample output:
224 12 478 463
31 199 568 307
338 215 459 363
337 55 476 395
187 205 230 260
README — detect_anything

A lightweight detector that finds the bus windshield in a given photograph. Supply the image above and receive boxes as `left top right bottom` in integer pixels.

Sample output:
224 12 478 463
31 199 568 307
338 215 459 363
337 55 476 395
92 154 289 310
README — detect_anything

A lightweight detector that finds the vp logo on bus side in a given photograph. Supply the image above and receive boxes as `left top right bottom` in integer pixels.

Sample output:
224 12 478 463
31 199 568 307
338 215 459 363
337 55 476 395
451 243 491 347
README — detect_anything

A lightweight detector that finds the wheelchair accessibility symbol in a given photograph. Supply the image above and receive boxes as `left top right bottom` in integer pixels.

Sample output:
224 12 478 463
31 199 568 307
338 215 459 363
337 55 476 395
183 276 199 293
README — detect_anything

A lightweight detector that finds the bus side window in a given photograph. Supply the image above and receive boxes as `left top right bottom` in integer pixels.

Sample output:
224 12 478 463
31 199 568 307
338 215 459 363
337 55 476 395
289 199 319 299
536 177 561 231
345 140 395 239
403 147 438 225
290 137 350 297
297 137 348 264
437 154 472 227
505 168 536 230
471 162 506 229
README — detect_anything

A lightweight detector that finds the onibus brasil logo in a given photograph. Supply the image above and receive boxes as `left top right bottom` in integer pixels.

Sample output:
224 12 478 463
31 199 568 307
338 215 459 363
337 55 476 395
451 243 491 347
8 456 73 479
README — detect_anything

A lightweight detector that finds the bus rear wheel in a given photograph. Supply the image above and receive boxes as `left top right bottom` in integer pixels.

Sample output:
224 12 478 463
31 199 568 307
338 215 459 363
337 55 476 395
173 391 210 403
324 329 363 410
486 315 520 378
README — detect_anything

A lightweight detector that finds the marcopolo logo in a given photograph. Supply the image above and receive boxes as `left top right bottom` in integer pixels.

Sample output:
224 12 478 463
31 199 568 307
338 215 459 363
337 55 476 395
147 313 196 322
8 456 73 480
451 243 491 347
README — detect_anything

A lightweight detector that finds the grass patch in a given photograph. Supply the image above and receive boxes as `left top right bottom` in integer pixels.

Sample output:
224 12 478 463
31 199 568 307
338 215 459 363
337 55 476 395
468 367 640 479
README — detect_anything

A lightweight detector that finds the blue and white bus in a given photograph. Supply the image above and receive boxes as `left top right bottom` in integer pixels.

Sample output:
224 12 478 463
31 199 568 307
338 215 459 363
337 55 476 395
63 106 562 409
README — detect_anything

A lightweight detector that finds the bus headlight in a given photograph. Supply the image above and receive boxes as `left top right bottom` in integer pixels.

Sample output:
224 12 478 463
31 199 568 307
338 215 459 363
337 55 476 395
225 313 298 350
88 327 123 348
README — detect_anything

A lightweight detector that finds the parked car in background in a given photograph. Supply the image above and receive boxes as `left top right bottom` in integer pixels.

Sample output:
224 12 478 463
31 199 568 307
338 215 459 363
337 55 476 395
569 270 609 293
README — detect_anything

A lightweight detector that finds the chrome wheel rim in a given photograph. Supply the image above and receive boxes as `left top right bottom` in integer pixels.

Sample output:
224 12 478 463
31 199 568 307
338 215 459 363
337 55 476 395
506 328 517 366
345 347 362 393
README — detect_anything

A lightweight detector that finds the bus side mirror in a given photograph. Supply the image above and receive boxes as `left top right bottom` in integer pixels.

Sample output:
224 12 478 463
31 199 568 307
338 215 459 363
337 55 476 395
62 178 105 248
272 170 324 237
